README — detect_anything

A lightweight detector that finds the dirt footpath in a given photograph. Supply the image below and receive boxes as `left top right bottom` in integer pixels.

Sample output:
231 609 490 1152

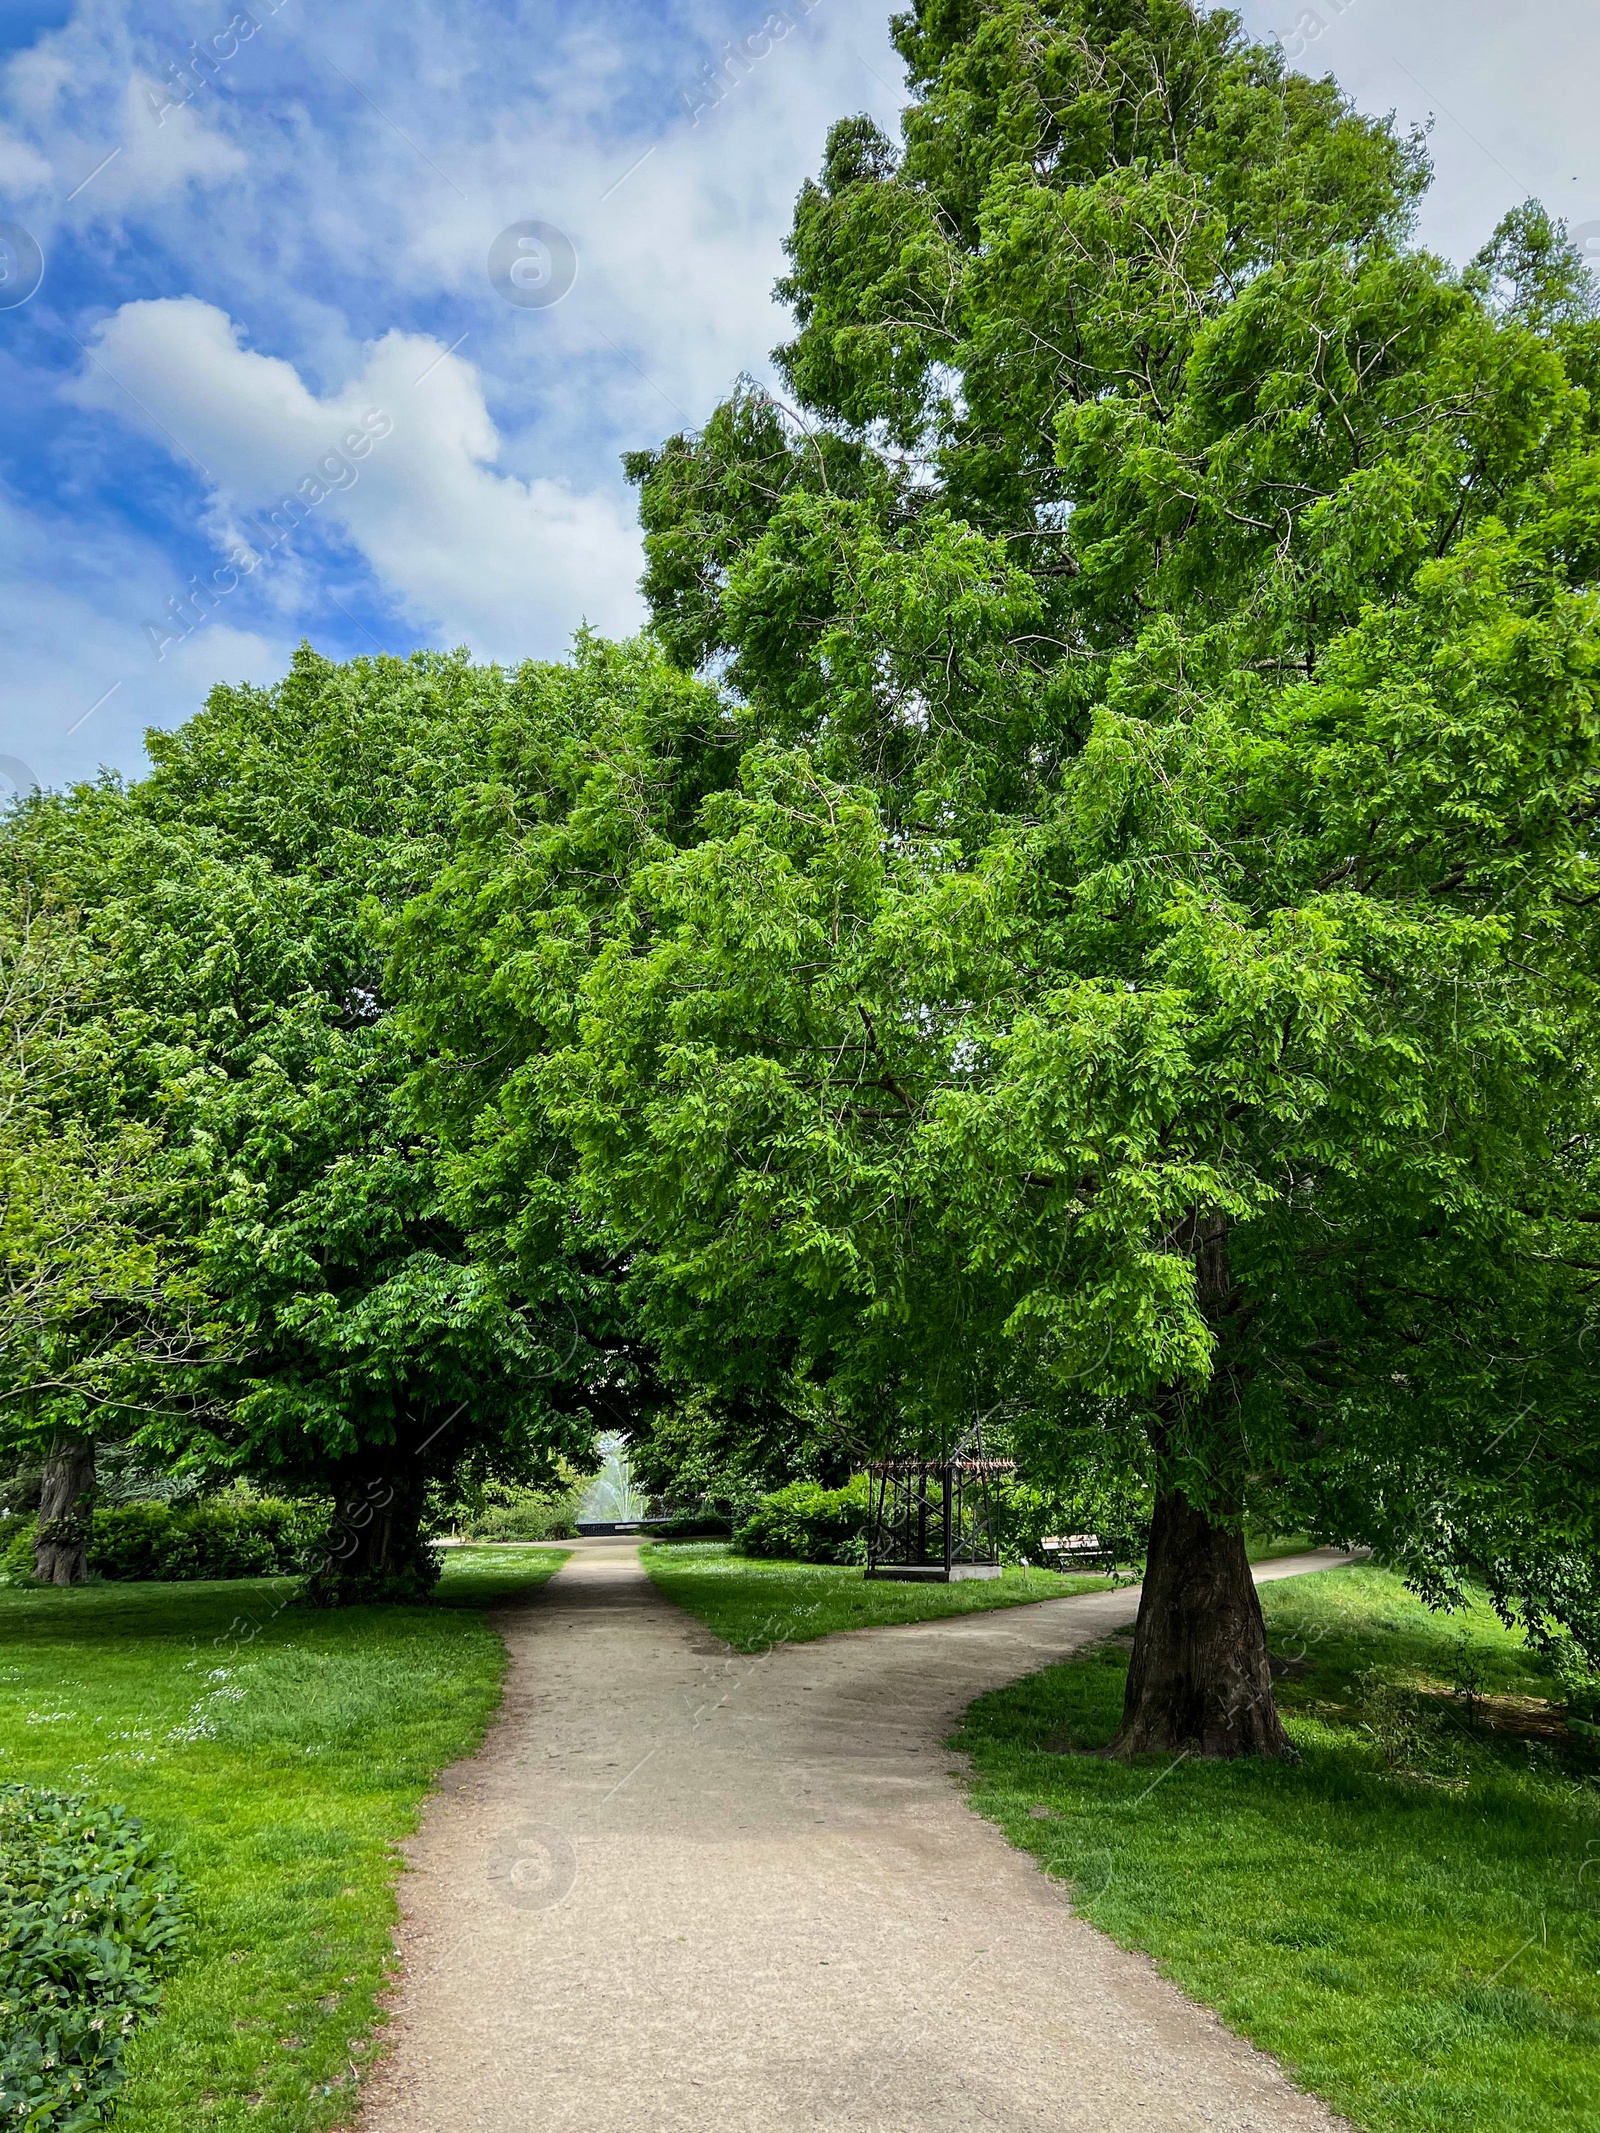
358 1541 1356 2133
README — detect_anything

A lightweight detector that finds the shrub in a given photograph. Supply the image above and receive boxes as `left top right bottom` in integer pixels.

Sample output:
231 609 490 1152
1548 1635 1600 1738
997 1480 1150 1567
727 1473 1147 1572
0 1500 331 1584
0 1516 36 1581
94 1500 332 1580
457 1497 579 1542
733 1476 870 1564
0 1784 187 2131
653 1512 737 1539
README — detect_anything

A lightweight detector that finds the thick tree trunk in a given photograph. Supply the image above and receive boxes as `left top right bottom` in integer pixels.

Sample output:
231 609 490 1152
33 1431 96 1586
305 1462 437 1605
1113 1486 1291 1759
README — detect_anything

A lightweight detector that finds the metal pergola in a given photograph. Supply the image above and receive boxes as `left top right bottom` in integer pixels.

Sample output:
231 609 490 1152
865 1420 1014 1583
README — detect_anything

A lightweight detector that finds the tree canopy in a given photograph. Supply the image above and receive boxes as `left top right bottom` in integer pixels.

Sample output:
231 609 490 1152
401 0 1600 1748
6 2 1599 1755
1 647 676 1594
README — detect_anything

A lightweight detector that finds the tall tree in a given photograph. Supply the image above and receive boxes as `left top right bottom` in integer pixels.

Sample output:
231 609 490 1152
387 637 743 1467
409 2 1600 1746
18 647 666 1598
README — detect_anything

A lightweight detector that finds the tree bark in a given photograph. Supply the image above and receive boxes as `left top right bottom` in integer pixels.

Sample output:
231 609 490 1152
33 1430 96 1586
305 1461 437 1605
1110 1206 1291 1760
1113 1485 1291 1758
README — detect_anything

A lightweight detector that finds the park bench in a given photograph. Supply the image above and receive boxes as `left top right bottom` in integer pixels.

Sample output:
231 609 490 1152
1040 1533 1120 1572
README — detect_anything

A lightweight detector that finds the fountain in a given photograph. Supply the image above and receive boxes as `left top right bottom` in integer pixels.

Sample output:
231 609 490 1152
575 1433 652 1532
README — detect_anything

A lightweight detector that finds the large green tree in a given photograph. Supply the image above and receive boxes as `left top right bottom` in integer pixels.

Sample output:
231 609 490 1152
9 647 669 1596
408 0 1600 1748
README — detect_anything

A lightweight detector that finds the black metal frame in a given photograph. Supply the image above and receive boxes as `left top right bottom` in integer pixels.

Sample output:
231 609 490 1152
865 1421 1014 1583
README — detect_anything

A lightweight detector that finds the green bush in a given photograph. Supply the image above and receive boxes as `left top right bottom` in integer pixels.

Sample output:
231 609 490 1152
0 1500 330 1584
653 1511 736 1539
457 1498 578 1542
0 1784 187 2131
0 1516 34 1580
1548 1635 1600 1737
94 1500 328 1580
734 1476 870 1564
997 1479 1150 1567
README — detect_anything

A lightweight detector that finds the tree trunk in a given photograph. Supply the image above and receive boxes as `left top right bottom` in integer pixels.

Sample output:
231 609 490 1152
1113 1486 1291 1759
33 1430 96 1586
305 1462 437 1605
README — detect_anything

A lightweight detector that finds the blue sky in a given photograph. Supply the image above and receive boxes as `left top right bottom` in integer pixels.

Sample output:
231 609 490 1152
2 0 1598 795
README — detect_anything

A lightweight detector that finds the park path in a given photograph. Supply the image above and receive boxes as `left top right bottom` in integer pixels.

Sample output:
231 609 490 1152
358 1542 1356 2133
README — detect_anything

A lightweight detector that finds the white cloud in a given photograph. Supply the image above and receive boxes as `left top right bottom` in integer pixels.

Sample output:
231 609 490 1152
0 7 248 227
0 487 293 791
1 0 909 475
0 124 51 191
68 296 646 658
1238 0 1600 263
327 5 908 449
111 73 249 201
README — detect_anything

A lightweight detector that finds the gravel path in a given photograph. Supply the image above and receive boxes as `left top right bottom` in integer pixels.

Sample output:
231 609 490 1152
359 1541 1356 2133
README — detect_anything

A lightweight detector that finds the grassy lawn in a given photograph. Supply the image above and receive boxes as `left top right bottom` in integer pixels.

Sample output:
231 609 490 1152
640 1540 1116 1652
957 1564 1600 2133
0 1544 567 2133
1246 1531 1316 1562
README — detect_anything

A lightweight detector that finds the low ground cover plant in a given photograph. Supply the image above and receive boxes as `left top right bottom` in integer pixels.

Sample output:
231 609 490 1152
0 1784 187 2131
0 1544 567 2133
642 1540 1112 1650
958 1566 1600 2133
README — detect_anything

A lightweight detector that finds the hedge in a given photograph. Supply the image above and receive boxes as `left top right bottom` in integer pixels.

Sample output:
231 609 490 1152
0 1499 330 1584
455 1499 578 1543
733 1477 870 1564
0 1785 187 2131
730 1474 1149 1570
997 1481 1149 1568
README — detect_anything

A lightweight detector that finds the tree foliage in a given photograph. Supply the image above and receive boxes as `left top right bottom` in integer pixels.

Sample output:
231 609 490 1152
9 2 1600 1724
404 0 1600 1742
0 821 200 1433
0 648 680 1595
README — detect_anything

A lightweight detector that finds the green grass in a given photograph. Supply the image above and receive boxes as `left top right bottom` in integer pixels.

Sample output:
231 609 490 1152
0 1544 567 2133
957 1564 1600 2133
640 1540 1116 1652
1246 1530 1315 1562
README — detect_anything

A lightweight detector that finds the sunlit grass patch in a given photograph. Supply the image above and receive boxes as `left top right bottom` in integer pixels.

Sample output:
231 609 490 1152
957 1566 1600 2133
0 1544 567 2133
641 1540 1113 1652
